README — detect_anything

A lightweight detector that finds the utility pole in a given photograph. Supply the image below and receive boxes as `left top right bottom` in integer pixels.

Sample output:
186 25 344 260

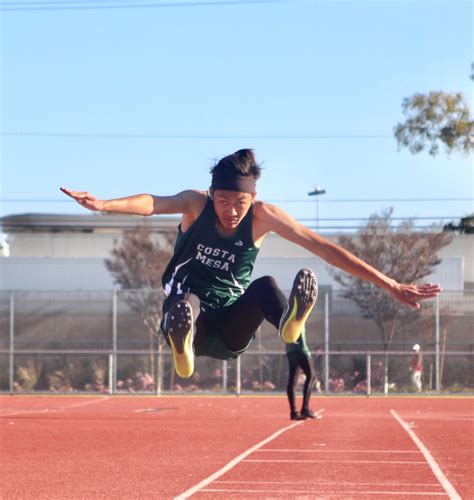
308 186 326 231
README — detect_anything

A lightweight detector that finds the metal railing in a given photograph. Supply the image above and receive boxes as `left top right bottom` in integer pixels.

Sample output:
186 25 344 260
1 289 473 395
1 348 473 395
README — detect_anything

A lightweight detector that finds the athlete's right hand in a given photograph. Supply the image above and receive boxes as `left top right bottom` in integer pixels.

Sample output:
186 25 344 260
60 187 105 212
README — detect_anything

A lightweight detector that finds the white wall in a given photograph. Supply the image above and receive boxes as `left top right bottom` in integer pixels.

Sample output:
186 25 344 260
0 258 115 291
7 233 122 258
0 255 463 292
2 215 470 292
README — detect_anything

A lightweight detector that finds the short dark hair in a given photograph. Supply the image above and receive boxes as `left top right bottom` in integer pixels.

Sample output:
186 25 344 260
210 149 261 180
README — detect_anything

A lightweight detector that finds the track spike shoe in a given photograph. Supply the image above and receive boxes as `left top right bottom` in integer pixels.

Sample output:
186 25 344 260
301 409 322 420
168 300 195 378
279 268 318 343
290 411 305 421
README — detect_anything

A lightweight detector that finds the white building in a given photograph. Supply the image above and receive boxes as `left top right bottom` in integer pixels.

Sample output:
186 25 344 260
0 212 470 292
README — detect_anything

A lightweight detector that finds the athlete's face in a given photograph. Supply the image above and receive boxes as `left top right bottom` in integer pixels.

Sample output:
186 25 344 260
211 189 255 231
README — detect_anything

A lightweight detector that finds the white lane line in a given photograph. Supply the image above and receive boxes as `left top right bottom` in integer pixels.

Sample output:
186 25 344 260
0 397 110 417
201 488 447 496
213 480 443 487
174 409 324 499
0 408 52 417
243 459 426 464
60 397 110 409
390 409 461 500
256 449 421 453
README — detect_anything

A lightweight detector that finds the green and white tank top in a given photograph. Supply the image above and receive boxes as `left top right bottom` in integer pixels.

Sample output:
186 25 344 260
162 197 260 311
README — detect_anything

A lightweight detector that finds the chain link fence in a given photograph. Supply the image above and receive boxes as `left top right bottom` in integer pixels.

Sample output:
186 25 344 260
1 289 473 395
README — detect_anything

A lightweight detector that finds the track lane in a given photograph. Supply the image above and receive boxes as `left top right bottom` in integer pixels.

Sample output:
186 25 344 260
1 396 472 499
1 396 296 499
198 400 450 498
391 399 473 499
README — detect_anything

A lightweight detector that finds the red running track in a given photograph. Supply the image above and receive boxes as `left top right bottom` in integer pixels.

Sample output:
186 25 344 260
1 396 472 499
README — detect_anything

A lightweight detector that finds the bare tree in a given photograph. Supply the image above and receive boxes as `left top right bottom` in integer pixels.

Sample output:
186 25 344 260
394 91 473 156
105 226 175 391
332 208 453 392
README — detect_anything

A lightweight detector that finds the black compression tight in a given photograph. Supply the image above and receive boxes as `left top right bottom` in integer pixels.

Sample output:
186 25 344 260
287 351 316 413
171 276 288 352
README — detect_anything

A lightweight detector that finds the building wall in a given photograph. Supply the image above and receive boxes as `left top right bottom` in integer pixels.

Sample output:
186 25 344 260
6 233 117 258
0 254 463 293
438 235 473 286
0 257 115 291
1 213 471 291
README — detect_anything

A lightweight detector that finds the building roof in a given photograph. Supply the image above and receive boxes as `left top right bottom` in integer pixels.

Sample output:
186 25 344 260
1 213 181 232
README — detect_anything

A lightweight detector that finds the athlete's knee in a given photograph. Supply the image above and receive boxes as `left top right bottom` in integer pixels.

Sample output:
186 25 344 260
249 275 281 296
256 275 279 288
288 371 298 388
245 276 286 328
183 292 200 308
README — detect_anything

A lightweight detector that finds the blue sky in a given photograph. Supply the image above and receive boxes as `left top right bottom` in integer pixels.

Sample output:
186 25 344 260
1 0 472 231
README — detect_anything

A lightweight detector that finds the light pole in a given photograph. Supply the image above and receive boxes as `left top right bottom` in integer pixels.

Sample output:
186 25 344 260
308 186 326 231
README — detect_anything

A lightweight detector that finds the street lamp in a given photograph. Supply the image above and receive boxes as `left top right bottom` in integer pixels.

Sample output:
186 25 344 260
308 186 326 231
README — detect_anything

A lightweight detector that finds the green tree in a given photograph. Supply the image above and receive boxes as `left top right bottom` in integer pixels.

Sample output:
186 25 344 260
443 214 474 234
332 209 453 392
105 226 175 392
394 91 473 156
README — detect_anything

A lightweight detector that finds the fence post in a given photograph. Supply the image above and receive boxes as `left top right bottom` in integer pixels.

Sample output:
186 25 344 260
9 292 14 394
324 292 329 393
435 295 440 392
108 352 113 395
236 356 241 396
112 289 117 395
222 360 227 394
366 353 371 397
156 343 162 397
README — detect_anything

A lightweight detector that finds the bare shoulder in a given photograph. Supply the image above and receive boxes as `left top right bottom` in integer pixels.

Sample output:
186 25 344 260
153 189 207 216
178 189 207 202
252 200 295 244
178 190 208 231
253 199 310 245
253 200 281 219
253 200 293 226
179 189 208 214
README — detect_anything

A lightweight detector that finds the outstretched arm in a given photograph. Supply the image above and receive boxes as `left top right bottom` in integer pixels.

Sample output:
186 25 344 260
60 187 204 216
254 202 441 309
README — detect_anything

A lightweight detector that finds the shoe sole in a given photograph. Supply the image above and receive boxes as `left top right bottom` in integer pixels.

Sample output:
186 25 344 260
168 300 194 379
279 269 318 343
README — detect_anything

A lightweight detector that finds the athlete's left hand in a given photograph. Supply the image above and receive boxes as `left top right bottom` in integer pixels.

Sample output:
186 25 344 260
390 283 441 309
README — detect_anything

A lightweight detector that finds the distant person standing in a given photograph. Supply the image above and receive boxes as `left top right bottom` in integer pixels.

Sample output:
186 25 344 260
410 344 423 392
286 327 320 420
313 345 324 393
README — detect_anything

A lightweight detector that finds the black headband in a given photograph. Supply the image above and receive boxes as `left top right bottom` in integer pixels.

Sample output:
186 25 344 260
211 172 257 193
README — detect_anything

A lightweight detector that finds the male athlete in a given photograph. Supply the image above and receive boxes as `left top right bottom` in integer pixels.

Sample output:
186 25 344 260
61 149 441 379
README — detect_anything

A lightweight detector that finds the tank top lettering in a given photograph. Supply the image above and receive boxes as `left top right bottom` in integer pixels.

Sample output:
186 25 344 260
162 197 259 311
